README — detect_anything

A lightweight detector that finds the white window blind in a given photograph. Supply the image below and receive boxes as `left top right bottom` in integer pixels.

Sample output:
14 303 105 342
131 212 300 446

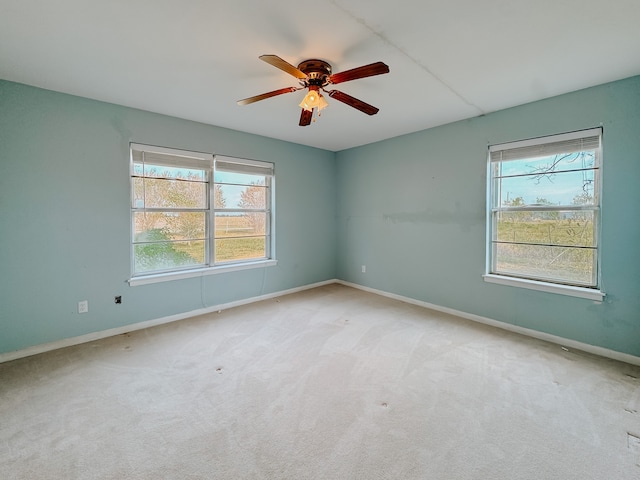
489 128 601 162
214 155 274 176
131 143 212 169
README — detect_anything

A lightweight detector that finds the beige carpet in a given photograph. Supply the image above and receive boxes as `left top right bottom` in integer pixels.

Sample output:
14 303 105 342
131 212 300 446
1 284 639 479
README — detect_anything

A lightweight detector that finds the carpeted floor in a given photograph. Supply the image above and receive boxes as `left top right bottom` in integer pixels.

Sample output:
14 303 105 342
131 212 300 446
1 284 639 479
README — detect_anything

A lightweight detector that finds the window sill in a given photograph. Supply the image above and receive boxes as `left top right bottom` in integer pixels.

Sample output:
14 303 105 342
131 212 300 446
129 259 277 287
483 274 605 301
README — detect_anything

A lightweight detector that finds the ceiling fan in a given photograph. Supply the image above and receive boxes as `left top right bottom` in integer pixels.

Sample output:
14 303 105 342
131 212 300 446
237 55 390 126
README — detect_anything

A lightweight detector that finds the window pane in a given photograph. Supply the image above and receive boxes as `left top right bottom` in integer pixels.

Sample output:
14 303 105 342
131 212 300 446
134 239 206 274
133 177 207 209
215 213 266 238
493 243 595 286
214 170 266 186
134 212 206 241
215 184 266 209
498 169 595 206
215 237 266 262
495 211 596 247
133 162 206 181
497 151 596 177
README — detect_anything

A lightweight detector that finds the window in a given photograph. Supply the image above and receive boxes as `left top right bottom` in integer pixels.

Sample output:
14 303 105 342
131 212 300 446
486 128 603 298
130 144 274 283
213 156 273 264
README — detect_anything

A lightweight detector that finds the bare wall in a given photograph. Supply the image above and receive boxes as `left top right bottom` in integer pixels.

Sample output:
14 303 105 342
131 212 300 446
335 76 640 357
0 81 337 355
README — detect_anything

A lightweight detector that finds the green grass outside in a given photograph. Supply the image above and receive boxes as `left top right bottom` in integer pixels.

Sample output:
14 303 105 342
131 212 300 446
215 237 265 262
496 217 595 247
494 218 596 284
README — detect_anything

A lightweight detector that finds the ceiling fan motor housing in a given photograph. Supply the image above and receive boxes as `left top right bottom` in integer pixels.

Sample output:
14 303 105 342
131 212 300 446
297 59 332 87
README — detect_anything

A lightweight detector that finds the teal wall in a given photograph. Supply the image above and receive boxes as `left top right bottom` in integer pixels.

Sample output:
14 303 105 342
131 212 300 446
2 77 639 358
336 76 640 357
0 81 337 355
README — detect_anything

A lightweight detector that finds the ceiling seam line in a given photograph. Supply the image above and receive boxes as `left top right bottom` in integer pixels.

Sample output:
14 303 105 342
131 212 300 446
329 0 485 115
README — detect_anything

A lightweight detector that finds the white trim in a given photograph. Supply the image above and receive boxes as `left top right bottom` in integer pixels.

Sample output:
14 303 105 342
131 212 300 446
2 279 636 366
129 259 278 286
0 279 335 364
483 274 605 301
335 280 639 367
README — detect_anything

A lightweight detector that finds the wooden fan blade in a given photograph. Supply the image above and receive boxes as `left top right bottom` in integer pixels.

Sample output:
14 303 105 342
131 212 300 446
327 90 379 115
260 54 307 79
328 61 389 85
237 87 299 106
299 108 313 126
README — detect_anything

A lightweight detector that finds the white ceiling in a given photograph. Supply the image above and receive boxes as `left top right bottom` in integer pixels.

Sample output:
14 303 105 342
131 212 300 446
2 0 640 152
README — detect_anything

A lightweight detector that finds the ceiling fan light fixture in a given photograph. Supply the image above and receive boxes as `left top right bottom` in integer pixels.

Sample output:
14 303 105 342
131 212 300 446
299 89 328 112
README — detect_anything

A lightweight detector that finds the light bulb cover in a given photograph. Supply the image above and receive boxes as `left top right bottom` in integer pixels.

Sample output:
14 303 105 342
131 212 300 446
299 88 328 112
317 94 328 111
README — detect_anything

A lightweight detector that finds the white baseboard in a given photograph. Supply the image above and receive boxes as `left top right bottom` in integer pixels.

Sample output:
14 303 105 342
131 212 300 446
0 279 336 364
336 280 640 367
3 278 639 367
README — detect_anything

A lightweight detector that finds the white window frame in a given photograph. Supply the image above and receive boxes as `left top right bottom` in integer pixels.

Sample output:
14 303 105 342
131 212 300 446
483 128 605 301
129 144 276 286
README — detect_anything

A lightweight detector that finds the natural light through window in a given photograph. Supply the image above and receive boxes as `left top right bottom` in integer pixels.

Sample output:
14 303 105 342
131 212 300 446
485 128 603 298
213 158 272 264
129 144 275 284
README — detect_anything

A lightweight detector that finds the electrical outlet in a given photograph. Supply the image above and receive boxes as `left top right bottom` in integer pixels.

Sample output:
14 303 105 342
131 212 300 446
361 265 366 273
115 296 122 304
78 300 88 314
